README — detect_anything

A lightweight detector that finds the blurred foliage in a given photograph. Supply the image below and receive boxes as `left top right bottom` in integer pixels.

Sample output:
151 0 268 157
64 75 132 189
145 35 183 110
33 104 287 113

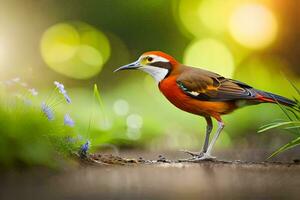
0 84 79 169
259 82 300 158
0 97 72 168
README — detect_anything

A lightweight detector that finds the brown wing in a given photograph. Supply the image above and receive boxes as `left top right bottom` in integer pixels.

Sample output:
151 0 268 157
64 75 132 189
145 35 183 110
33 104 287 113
176 67 258 101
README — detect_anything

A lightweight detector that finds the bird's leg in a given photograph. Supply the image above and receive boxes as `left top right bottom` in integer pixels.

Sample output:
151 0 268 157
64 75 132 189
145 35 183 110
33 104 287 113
185 121 224 161
204 121 225 158
202 117 213 154
181 117 213 158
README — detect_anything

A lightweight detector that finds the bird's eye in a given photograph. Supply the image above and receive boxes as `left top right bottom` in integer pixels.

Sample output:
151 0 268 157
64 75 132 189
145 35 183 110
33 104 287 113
147 57 153 62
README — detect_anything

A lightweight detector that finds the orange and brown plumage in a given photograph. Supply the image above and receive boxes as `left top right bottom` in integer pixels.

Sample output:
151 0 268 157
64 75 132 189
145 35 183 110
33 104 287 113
115 51 296 160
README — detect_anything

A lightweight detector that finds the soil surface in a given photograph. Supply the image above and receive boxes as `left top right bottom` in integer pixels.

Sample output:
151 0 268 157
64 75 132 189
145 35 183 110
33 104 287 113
1 149 299 200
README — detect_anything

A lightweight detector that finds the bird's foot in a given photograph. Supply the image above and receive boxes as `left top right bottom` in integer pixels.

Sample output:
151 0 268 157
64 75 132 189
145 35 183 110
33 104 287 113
180 149 203 157
179 150 216 162
191 153 216 161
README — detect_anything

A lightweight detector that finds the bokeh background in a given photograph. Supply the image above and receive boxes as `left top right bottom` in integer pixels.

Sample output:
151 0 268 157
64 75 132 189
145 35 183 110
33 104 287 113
0 0 300 156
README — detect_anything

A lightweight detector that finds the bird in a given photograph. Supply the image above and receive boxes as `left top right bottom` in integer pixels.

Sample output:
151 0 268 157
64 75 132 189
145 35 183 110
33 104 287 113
114 51 296 160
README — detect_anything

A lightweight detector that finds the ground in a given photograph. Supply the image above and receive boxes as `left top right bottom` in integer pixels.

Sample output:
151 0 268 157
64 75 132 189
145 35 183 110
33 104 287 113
0 149 299 200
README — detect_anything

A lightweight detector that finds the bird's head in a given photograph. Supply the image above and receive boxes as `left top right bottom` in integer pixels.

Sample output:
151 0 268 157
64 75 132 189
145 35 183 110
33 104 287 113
114 51 179 83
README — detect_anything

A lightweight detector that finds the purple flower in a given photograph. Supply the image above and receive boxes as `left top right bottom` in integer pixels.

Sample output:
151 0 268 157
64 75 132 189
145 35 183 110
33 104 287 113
41 102 54 120
64 94 71 104
54 81 64 92
64 114 75 127
78 140 90 158
81 140 90 153
3 78 29 88
54 81 71 103
28 88 38 96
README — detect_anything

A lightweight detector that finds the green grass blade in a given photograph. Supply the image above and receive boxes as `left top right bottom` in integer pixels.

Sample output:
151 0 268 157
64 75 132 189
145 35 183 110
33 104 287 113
284 125 300 130
286 108 299 120
93 84 105 113
258 121 300 133
286 79 300 96
267 137 300 159
259 120 286 130
264 78 300 158
93 83 108 128
85 84 106 141
272 95 294 121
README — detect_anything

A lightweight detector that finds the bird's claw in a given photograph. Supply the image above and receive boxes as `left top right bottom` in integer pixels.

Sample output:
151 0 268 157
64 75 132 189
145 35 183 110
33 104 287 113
180 150 204 157
180 150 202 157
179 150 216 162
193 153 216 161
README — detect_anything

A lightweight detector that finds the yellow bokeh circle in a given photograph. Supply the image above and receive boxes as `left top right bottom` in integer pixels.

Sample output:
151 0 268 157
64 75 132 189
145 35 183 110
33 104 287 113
197 0 237 33
183 38 235 78
41 22 110 79
228 3 278 49
177 0 238 37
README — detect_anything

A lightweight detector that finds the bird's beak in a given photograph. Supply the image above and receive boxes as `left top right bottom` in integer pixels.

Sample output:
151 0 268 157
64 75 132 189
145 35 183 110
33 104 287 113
114 60 140 72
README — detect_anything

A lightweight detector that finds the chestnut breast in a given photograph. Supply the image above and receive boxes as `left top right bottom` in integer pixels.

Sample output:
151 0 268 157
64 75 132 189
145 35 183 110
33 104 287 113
159 75 236 117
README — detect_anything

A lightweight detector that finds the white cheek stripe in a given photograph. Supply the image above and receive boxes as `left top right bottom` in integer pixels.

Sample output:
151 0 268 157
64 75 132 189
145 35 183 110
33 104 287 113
139 66 169 83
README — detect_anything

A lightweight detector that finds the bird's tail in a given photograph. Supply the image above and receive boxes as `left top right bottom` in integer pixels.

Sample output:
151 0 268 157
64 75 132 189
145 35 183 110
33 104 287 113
255 90 297 108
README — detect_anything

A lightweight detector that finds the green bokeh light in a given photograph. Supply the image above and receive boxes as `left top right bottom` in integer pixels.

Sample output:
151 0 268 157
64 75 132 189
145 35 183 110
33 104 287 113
178 0 238 37
183 38 235 78
41 22 110 79
177 0 203 37
198 0 237 33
